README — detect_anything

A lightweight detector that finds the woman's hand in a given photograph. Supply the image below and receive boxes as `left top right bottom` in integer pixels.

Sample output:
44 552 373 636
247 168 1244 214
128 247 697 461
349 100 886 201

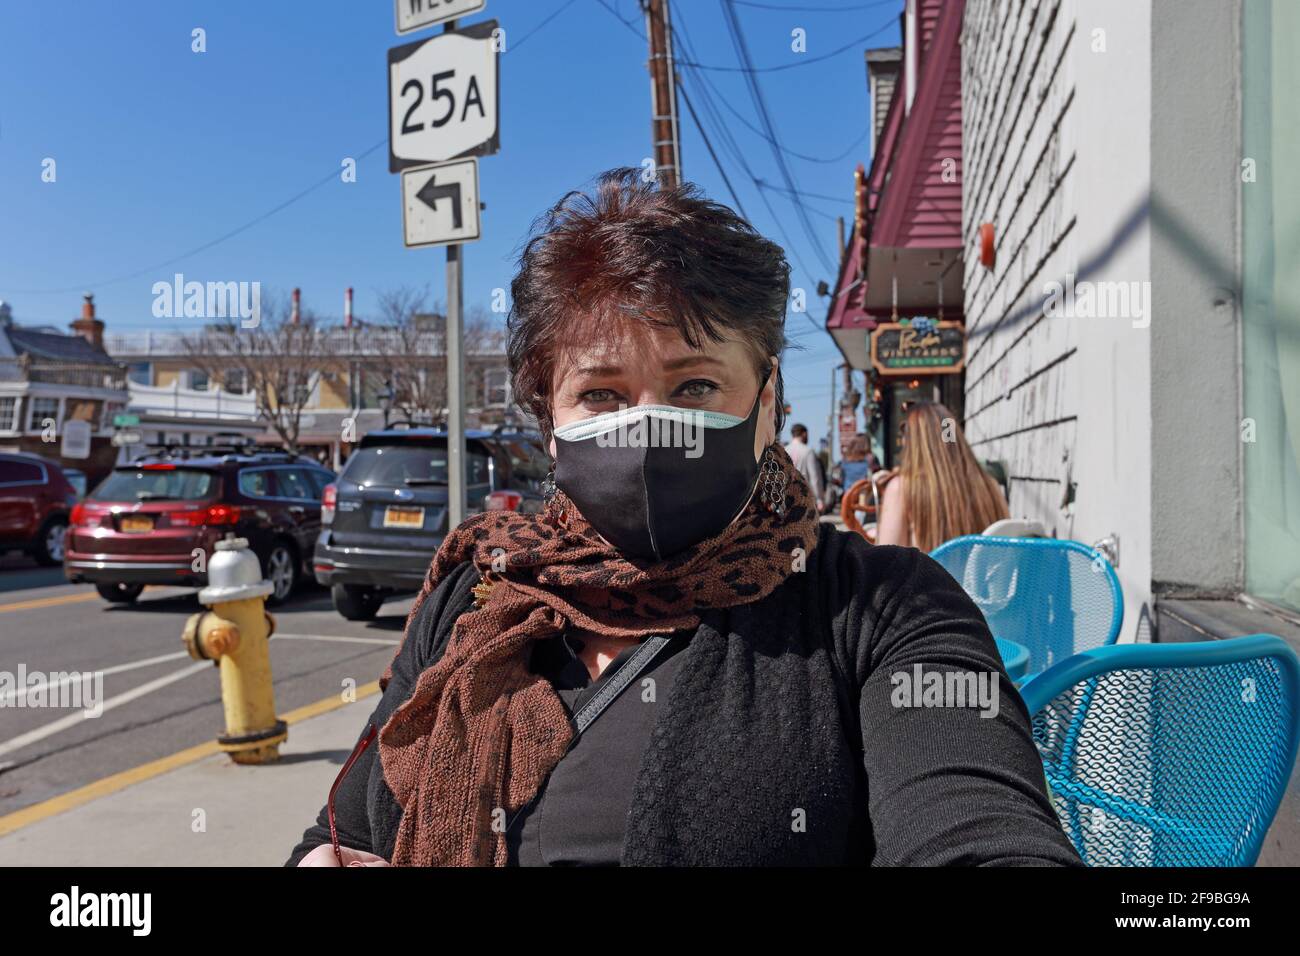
297 844 391 867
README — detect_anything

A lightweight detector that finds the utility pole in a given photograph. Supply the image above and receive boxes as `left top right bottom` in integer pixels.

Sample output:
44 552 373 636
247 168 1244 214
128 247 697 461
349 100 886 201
444 18 467 531
642 0 682 188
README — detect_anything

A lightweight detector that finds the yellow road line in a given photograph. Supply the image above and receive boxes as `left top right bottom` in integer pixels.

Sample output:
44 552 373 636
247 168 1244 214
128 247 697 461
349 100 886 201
0 590 99 614
0 681 380 838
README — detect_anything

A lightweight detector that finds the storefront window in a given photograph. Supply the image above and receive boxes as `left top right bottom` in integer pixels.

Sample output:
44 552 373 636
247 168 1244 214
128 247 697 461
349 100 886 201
1242 0 1300 610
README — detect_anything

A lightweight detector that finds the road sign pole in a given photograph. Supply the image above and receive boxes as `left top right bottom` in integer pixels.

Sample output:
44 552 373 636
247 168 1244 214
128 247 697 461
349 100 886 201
390 10 492 533
443 17 467 532
446 241 466 531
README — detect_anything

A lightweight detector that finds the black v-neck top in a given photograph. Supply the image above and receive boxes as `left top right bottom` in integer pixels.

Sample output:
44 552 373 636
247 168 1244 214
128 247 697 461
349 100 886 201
506 633 689 866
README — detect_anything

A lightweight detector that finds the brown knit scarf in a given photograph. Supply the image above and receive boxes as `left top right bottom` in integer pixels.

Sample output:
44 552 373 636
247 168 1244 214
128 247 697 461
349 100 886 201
376 441 818 866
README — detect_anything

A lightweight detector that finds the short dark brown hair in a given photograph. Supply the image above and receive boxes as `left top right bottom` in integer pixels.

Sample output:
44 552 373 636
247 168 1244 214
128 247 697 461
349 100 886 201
507 168 790 439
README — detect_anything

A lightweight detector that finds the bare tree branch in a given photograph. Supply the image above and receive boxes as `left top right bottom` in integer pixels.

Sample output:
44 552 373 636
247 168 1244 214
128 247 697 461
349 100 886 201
181 291 346 454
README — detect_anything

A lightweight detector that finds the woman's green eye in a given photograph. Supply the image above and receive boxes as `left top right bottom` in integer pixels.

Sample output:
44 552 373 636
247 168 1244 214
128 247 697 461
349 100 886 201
581 389 620 404
676 380 718 399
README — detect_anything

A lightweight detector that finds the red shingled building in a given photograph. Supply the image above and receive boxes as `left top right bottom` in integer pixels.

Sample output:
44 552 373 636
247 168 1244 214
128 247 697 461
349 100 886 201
826 0 966 468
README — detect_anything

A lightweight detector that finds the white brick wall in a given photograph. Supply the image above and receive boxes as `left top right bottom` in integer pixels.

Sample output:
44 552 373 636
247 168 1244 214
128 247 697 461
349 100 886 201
962 0 1080 530
961 0 1160 640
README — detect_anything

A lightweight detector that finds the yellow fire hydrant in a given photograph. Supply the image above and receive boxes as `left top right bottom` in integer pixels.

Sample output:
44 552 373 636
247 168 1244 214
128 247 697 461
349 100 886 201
182 537 287 765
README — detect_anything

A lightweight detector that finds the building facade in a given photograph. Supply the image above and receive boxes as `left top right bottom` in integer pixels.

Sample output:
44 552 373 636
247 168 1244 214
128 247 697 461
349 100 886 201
0 296 129 484
959 0 1300 647
105 320 517 469
827 0 966 470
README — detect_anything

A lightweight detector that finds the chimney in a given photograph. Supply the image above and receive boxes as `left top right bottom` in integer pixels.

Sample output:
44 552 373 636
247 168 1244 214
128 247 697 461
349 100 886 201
70 292 105 350
291 287 301 325
865 47 903 160
344 287 353 328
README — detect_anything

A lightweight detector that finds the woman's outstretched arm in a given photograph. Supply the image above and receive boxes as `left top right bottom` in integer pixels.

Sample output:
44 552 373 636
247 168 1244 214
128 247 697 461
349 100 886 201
850 544 1082 866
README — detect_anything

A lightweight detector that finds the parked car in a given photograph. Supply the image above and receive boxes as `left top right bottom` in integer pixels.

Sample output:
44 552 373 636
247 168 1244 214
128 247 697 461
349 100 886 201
314 427 549 620
62 467 88 499
64 450 335 605
0 452 79 566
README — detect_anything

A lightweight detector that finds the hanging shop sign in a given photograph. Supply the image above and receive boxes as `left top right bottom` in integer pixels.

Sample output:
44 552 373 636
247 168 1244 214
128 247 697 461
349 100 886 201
870 319 966 376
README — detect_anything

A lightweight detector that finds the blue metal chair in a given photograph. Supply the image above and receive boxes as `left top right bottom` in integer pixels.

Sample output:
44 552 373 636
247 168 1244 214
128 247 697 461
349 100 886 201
1020 635 1300 866
930 536 1123 679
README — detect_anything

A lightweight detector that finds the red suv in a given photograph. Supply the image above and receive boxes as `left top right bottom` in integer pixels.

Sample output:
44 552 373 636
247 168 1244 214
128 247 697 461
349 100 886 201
65 451 335 605
0 452 78 566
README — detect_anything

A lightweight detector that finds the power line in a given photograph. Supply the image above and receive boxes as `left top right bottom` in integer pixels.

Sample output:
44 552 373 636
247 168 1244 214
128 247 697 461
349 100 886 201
717 0 836 275
514 0 585 50
682 55 874 164
7 1 589 298
672 11 831 325
9 138 388 295
594 0 838 329
592 0 646 38
756 179 852 206
733 0 898 11
676 18 895 72
679 84 750 220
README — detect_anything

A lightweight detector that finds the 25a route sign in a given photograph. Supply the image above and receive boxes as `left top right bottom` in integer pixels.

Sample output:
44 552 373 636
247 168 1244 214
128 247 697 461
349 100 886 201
395 0 486 36
388 20 500 172
402 158 481 247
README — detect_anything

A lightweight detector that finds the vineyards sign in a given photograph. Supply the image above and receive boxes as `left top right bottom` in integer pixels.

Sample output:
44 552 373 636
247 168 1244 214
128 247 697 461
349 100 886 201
870 320 965 376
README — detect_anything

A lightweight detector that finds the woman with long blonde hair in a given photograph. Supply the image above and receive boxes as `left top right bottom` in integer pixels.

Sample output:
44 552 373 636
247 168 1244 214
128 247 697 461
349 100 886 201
876 402 1009 552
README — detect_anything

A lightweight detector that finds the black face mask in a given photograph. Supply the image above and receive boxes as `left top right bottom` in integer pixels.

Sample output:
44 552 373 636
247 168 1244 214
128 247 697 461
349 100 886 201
552 374 769 561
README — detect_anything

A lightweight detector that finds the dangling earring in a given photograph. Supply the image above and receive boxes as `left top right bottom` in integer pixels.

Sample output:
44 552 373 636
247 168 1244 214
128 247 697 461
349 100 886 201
541 465 569 528
758 445 787 515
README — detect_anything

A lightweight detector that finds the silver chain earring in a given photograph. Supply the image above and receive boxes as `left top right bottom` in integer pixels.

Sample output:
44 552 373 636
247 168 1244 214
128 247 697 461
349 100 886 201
758 446 787 515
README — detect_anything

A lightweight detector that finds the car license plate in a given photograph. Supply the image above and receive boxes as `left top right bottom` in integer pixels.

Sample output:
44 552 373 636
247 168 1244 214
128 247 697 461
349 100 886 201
383 506 425 529
120 515 154 533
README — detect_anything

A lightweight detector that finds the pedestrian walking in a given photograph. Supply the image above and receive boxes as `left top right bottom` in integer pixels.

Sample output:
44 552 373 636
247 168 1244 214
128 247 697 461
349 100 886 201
785 423 827 514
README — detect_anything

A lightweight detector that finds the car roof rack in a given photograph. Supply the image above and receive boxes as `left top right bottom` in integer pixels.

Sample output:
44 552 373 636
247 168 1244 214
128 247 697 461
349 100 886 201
386 416 442 430
130 437 304 463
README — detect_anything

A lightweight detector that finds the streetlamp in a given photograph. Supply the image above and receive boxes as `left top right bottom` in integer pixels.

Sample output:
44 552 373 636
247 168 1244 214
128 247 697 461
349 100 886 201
379 380 395 429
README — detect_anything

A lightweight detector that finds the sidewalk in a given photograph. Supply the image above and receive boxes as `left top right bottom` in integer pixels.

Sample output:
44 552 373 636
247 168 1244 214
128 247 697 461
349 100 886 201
0 694 376 866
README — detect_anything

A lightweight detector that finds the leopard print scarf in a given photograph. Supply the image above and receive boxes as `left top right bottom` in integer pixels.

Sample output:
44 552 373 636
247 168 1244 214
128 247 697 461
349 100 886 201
376 441 818 866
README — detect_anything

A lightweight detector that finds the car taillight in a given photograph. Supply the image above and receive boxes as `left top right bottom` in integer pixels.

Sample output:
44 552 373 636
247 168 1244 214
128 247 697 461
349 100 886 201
485 490 523 512
70 503 86 525
171 504 242 527
321 484 337 525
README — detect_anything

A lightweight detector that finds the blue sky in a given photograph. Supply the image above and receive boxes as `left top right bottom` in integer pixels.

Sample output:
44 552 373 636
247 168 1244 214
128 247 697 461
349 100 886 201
0 0 901 444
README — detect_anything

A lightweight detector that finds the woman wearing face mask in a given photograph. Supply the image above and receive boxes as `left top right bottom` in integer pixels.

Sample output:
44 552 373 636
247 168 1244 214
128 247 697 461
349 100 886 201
288 170 1080 867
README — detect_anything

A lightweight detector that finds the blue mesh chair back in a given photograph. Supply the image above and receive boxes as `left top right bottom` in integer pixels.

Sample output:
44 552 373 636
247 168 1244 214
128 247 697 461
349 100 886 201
930 536 1123 677
1020 635 1300 867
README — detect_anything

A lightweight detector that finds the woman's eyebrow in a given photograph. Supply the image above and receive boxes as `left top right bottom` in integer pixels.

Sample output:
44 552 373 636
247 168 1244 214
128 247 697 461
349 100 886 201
568 356 725 378
572 363 624 377
662 355 727 372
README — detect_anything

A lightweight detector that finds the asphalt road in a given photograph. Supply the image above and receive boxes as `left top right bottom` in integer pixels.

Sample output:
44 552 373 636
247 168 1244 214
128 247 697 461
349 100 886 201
0 551 417 819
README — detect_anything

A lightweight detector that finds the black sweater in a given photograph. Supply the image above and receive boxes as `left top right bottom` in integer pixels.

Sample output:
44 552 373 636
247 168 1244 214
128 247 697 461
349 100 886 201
287 525 1083 866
